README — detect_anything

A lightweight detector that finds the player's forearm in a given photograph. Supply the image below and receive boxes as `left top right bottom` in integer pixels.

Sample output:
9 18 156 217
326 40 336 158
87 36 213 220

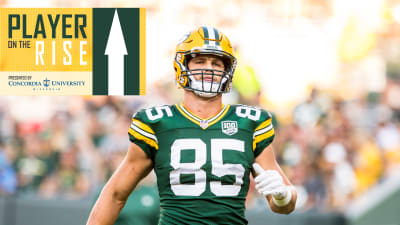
87 144 153 225
86 174 132 225
86 188 127 225
268 186 297 214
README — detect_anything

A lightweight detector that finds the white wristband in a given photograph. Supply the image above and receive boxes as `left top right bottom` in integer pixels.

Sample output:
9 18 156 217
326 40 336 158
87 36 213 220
272 187 292 207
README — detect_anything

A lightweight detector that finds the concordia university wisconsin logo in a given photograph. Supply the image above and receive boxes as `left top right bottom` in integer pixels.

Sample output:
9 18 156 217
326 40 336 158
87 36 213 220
221 121 238 136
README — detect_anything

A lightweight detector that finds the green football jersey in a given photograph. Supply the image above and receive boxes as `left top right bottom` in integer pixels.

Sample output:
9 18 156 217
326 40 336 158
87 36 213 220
128 104 275 225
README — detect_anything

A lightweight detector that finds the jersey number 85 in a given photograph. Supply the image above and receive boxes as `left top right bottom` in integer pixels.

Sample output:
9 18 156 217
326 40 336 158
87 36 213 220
170 138 245 197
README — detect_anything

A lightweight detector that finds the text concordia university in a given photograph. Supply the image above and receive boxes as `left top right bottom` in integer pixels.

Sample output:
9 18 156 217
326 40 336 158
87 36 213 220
8 81 86 86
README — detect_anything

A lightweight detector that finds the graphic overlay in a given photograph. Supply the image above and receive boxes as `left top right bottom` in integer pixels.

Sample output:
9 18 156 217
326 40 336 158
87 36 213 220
0 8 146 95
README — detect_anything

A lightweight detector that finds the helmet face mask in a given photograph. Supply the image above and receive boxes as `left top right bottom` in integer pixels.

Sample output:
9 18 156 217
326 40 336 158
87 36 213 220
174 26 237 98
184 68 230 98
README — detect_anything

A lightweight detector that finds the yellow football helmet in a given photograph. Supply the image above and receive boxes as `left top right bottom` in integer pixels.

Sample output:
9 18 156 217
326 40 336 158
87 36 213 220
174 26 237 97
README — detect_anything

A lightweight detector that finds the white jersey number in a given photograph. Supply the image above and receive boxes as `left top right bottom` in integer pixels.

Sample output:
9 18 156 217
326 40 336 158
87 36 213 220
170 139 207 196
235 106 261 121
170 138 245 196
145 106 173 121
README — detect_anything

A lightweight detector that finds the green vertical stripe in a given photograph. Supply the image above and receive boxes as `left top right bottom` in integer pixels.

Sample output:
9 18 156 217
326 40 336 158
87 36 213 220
118 8 140 95
92 8 115 95
92 8 141 95
202 26 209 45
213 28 220 46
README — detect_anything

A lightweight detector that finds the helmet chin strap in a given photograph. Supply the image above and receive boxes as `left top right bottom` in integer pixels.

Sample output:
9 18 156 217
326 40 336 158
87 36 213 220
193 90 218 98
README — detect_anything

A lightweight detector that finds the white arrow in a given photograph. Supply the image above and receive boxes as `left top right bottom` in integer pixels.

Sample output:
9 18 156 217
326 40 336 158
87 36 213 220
105 9 127 96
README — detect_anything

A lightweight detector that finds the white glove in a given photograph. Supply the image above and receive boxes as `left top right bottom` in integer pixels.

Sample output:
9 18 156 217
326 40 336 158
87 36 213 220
253 163 292 206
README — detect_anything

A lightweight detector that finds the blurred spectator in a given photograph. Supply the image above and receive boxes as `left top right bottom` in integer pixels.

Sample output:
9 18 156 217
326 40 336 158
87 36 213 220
14 134 54 194
292 89 324 129
38 146 90 199
0 143 17 195
375 118 400 175
351 131 383 196
322 140 356 209
303 157 327 211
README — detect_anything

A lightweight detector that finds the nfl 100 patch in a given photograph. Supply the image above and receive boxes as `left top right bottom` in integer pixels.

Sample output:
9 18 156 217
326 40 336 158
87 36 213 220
221 120 238 136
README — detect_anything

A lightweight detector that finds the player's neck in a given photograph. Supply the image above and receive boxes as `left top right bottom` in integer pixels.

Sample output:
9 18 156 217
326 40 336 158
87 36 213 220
182 91 223 119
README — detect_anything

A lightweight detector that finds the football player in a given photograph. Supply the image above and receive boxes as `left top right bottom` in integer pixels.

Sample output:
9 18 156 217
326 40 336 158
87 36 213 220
87 26 297 225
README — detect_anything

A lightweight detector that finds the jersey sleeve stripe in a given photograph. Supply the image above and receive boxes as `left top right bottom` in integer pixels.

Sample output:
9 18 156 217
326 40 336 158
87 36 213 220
131 118 156 134
128 128 159 150
130 123 158 142
253 124 273 137
254 118 272 132
252 128 275 151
